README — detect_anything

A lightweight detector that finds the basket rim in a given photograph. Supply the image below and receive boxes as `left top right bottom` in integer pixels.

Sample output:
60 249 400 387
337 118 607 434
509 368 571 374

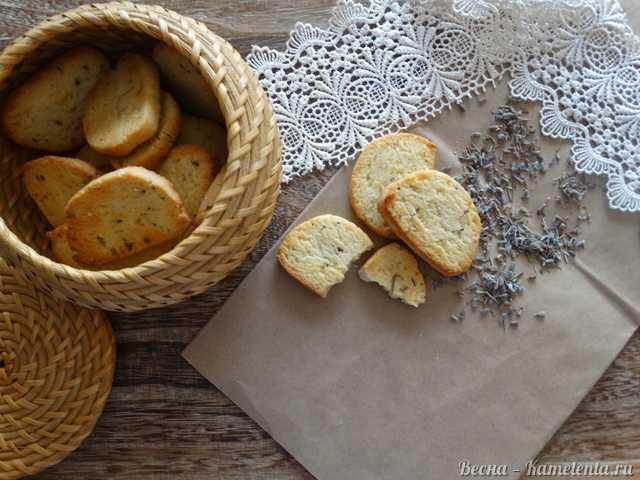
0 2 282 300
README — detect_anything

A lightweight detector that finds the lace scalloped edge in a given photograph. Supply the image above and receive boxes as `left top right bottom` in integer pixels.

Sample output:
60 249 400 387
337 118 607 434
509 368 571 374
247 0 640 213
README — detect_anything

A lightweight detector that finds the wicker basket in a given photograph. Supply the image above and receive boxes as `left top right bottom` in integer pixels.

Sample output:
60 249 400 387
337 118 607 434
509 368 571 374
0 257 116 479
0 2 282 312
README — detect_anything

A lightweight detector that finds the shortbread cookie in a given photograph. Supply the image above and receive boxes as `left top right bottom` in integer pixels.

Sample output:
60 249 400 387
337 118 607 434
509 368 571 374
378 169 481 277
1 46 110 152
48 224 173 270
156 144 218 220
277 214 374 297
152 42 224 123
63 166 191 267
22 155 101 227
75 143 113 171
359 242 426 307
350 133 436 238
83 52 161 156
110 90 182 170
175 114 227 168
47 224 85 268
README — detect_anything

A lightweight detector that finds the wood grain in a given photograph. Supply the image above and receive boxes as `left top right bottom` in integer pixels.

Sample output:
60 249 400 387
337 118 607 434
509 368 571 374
1 1 639 478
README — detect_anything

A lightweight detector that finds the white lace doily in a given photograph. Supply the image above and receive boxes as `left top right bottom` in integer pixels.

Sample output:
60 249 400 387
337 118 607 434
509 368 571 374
247 0 640 213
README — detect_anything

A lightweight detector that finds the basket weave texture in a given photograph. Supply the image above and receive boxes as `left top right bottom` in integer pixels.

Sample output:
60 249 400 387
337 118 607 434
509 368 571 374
0 257 116 479
0 2 282 312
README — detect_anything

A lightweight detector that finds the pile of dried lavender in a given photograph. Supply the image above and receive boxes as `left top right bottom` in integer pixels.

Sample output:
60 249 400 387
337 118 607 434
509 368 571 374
443 98 591 326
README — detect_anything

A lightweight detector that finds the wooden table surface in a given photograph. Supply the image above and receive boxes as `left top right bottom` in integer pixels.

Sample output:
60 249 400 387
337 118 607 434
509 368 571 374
2 1 639 478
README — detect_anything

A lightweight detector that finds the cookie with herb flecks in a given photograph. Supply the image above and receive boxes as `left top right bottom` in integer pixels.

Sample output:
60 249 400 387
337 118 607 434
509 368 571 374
48 224 174 270
152 42 224 123
82 52 162 156
378 169 481 277
175 114 227 169
350 133 436 238
109 90 182 170
277 214 374 297
359 242 426 307
157 143 218 221
22 155 101 228
1 46 110 152
63 166 190 268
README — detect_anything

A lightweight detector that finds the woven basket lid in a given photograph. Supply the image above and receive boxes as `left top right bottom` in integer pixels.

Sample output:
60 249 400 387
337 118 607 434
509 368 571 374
0 257 116 479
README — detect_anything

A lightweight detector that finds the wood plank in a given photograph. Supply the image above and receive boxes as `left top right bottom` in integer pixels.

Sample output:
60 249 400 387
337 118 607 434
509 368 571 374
1 1 638 478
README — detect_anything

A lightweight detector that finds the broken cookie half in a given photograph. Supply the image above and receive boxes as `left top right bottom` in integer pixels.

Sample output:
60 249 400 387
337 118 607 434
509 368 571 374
276 214 374 298
359 242 426 307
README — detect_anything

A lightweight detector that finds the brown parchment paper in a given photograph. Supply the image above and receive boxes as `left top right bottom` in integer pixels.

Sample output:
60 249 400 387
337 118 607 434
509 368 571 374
182 66 640 479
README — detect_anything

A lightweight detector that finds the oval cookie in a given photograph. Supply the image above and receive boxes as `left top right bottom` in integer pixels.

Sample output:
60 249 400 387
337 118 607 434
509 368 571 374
63 166 191 267
378 169 481 277
1 46 110 152
83 52 161 156
349 133 436 238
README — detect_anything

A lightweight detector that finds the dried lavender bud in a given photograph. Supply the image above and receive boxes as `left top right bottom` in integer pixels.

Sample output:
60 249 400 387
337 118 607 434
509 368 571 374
554 170 589 203
450 96 591 324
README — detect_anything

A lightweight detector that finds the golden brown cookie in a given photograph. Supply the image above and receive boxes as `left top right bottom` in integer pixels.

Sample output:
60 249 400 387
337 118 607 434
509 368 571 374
350 133 436 239
109 90 182 170
63 166 191 267
48 224 173 270
1 46 110 152
349 133 436 238
378 169 481 277
156 144 218 220
358 242 426 307
82 52 162 156
152 42 224 123
175 114 227 168
276 214 374 297
22 155 101 228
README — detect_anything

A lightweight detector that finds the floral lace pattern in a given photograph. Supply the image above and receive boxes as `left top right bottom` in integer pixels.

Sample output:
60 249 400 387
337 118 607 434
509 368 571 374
247 0 640 212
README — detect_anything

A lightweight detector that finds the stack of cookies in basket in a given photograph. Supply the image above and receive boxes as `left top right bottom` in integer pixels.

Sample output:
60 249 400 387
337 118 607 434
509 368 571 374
277 133 481 307
1 43 228 270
